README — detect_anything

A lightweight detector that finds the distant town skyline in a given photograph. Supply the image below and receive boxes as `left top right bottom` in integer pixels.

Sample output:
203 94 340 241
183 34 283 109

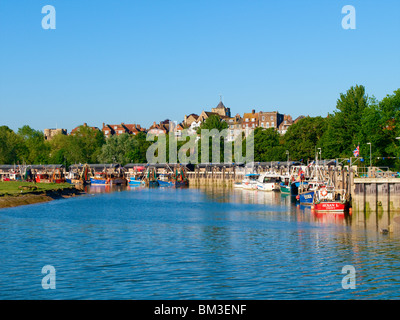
1 0 399 132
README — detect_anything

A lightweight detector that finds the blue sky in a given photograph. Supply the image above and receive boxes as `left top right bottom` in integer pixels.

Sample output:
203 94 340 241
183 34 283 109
0 0 399 132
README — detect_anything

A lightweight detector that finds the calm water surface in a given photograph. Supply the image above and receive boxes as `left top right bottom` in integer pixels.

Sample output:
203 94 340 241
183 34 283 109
0 186 400 299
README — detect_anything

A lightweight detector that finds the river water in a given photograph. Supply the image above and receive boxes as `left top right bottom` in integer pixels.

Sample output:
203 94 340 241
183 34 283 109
0 185 399 299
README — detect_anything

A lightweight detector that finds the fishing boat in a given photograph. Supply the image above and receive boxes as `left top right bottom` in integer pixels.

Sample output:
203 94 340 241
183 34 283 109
311 188 349 214
279 175 291 193
256 173 281 191
156 173 174 187
129 176 145 186
125 165 145 186
66 164 91 185
144 167 159 187
237 173 259 190
297 181 326 205
90 172 108 185
90 172 126 185
169 166 189 187
51 168 66 184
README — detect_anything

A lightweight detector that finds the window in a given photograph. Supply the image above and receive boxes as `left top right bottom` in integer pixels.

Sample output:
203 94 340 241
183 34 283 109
105 130 109 134
261 123 264 128
284 120 287 124
118 130 123 134
270 116 273 120
246 124 248 128
266 123 270 128
246 118 249 122
252 123 255 128
271 122 274 127
114 126 117 129
262 116 265 121
251 118 255 122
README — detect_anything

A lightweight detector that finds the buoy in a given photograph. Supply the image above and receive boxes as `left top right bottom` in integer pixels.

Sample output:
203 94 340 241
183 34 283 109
311 205 315 210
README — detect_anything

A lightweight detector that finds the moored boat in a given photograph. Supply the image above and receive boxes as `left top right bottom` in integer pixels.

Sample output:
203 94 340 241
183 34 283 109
129 176 145 186
311 188 349 214
279 176 291 193
297 181 326 205
241 174 259 190
256 173 281 191
90 172 126 185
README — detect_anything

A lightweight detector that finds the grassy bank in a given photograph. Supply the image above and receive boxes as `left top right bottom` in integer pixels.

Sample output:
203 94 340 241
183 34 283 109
0 181 82 209
0 181 73 195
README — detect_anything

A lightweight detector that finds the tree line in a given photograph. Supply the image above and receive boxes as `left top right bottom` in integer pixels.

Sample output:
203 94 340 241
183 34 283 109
1 85 399 169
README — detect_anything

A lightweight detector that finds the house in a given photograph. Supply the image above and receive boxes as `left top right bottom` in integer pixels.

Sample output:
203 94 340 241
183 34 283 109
147 121 169 136
197 111 220 123
102 123 145 138
242 110 259 135
225 114 243 141
278 115 294 134
258 111 284 130
44 128 67 140
183 114 199 127
187 120 201 135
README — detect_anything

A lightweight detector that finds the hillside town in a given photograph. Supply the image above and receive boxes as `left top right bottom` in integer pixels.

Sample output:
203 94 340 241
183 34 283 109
43 101 306 141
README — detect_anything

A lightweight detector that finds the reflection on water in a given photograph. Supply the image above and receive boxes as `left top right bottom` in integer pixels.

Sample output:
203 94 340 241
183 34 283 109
0 185 400 299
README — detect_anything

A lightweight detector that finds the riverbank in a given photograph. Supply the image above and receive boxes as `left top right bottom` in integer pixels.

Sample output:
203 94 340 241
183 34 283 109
0 181 84 209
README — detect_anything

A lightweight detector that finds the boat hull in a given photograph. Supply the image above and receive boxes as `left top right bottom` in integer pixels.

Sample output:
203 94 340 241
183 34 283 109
157 179 174 187
257 182 279 192
129 178 144 186
280 184 290 193
313 201 349 213
90 178 126 185
299 191 314 205
242 182 258 190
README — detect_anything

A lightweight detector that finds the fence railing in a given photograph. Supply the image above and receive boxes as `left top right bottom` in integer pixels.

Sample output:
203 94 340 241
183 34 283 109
355 167 400 178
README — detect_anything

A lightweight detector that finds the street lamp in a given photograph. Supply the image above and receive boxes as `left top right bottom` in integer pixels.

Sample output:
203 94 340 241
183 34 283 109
317 148 321 162
367 142 372 168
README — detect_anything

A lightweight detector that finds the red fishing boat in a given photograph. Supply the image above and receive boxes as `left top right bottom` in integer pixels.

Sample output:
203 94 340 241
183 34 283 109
311 187 349 214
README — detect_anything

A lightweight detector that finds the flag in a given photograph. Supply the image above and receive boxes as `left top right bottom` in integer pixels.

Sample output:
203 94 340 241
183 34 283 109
353 145 359 157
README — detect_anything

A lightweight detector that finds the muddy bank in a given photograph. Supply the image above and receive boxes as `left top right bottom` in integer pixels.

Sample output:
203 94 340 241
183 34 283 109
0 187 85 209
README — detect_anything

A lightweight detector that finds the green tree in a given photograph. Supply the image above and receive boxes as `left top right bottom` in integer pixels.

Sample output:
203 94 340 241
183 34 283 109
251 127 285 162
284 116 327 162
17 125 50 164
125 132 153 163
0 126 25 164
319 85 369 158
70 126 105 163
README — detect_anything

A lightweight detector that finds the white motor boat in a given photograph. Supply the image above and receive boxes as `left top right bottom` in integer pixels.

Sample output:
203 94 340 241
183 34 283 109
235 173 260 190
256 173 281 191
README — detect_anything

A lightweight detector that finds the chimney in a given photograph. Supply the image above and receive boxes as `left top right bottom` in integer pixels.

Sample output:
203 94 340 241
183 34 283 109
102 122 105 128
83 123 87 127
252 109 255 114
